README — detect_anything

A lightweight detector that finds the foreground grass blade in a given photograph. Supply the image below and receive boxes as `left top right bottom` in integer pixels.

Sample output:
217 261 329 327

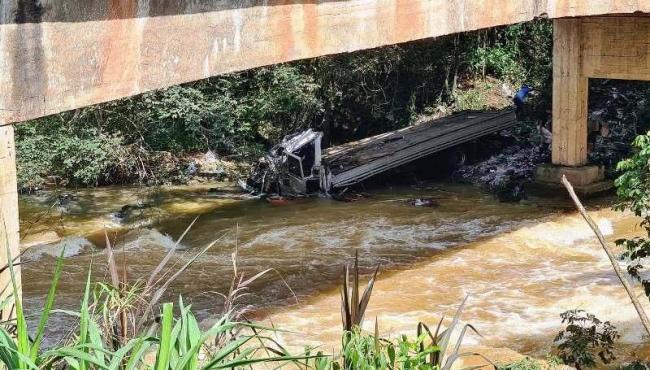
78 264 95 370
4 227 29 369
30 247 65 362
0 328 20 369
156 303 174 370
351 251 360 325
341 266 350 330
438 295 468 358
357 266 379 326
148 217 199 288
125 329 156 370
108 336 155 370
148 241 216 313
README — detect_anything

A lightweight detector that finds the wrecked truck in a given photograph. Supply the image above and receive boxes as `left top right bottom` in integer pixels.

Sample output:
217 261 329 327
244 108 519 197
243 129 325 196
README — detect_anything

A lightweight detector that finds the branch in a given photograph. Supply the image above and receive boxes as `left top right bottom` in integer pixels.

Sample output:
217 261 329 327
561 175 650 337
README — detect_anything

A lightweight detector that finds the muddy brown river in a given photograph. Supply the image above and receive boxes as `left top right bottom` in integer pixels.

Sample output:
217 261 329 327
18 182 650 363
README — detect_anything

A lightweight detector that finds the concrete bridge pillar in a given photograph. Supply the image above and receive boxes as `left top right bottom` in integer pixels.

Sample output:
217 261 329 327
0 124 20 318
537 16 650 194
535 18 609 194
551 18 589 167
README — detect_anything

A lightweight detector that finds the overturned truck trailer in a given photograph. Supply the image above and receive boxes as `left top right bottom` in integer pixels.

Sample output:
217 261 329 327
245 108 518 196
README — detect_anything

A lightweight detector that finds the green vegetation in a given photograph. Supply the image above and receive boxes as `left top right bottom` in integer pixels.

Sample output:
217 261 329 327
15 20 552 191
615 133 650 298
15 66 323 190
2 229 490 370
468 22 552 89
497 358 543 370
553 310 619 369
1 225 309 369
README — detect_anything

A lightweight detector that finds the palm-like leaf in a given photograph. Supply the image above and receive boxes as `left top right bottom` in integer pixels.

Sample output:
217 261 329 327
340 250 380 331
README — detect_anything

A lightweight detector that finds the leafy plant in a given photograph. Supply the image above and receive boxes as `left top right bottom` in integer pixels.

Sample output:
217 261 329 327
334 252 491 370
415 296 493 369
613 133 650 298
332 296 492 370
339 326 441 370
340 251 379 332
554 309 619 369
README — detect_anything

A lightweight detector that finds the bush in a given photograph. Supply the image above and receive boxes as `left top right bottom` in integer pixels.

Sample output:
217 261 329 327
468 20 552 88
15 65 323 190
613 133 650 297
554 309 619 369
16 115 123 189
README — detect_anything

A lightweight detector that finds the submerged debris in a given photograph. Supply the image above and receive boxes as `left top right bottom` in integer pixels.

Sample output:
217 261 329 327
57 193 75 205
331 191 369 202
113 201 152 222
454 144 551 202
408 198 439 207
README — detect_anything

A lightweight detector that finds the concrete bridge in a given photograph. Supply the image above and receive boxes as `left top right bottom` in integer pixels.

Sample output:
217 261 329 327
2 0 650 304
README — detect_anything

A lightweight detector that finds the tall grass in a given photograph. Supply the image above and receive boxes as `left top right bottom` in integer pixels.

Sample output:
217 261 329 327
333 253 493 370
0 224 307 369
340 251 379 332
1 226 492 369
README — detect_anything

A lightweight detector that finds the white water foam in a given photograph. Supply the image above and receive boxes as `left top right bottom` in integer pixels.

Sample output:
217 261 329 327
120 228 180 251
22 236 93 261
516 216 614 247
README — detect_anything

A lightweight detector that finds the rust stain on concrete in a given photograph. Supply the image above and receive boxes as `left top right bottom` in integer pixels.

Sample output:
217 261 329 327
277 1 296 62
2 0 650 124
108 0 138 19
96 0 140 101
302 2 320 56
395 0 424 44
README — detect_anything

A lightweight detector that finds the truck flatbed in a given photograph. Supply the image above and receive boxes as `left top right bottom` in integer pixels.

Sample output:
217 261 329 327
322 108 518 189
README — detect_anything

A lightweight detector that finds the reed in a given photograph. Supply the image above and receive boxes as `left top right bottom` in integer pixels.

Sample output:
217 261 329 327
0 223 307 370
334 252 493 370
1 226 492 370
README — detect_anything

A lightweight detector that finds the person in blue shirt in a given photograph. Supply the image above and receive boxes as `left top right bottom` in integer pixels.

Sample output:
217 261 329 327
513 85 532 118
